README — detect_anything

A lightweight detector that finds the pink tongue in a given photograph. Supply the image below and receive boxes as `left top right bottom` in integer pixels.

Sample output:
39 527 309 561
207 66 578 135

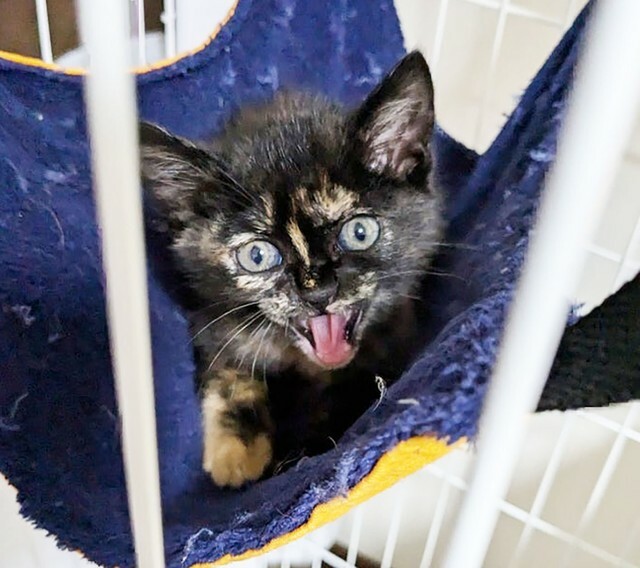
308 313 353 367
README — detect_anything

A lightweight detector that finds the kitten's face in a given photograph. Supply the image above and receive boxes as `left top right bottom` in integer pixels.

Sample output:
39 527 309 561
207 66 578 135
141 51 443 371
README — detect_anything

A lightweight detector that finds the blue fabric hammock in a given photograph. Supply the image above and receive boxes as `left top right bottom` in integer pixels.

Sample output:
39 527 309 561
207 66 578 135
4 1 636 567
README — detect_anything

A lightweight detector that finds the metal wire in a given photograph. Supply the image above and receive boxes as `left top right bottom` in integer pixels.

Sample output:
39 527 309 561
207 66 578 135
561 404 640 567
379 491 405 568
428 465 637 567
162 0 177 58
132 0 147 66
508 414 577 567
419 480 452 568
441 1 640 565
75 0 165 565
345 508 364 565
34 0 53 62
473 0 510 147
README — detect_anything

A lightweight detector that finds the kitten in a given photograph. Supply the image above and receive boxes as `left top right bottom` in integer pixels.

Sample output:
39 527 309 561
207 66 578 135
140 51 444 488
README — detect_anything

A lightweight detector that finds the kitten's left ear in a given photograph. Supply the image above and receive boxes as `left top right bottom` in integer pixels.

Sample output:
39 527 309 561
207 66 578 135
348 51 434 182
139 122 220 226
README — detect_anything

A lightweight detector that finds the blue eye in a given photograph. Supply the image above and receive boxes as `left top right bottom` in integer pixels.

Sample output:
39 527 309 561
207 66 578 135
236 240 282 272
338 216 380 251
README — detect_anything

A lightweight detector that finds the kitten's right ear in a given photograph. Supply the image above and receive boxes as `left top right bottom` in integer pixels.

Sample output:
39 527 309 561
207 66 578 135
347 51 435 183
139 122 217 225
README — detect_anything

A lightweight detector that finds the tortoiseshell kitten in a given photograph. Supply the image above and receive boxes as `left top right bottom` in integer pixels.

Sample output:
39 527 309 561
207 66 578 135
140 51 444 488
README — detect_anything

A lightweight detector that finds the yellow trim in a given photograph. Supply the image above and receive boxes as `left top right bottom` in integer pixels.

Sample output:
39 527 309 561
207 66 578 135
3 435 461 568
192 435 463 567
0 0 240 77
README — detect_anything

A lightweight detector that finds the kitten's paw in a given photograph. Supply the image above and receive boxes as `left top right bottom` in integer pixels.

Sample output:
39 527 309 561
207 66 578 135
201 370 273 487
203 431 272 488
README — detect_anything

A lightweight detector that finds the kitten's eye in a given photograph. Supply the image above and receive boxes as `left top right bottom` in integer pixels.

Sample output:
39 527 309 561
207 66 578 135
236 240 282 273
338 216 380 251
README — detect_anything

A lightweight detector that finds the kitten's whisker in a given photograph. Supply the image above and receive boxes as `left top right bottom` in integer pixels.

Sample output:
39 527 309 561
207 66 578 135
217 170 260 207
397 293 422 301
422 269 468 282
237 317 267 369
189 297 236 315
371 269 430 283
428 242 481 251
373 268 466 284
190 301 261 342
392 237 481 252
262 352 267 386
252 322 273 383
209 311 261 368
216 185 255 210
207 314 262 371
206 312 264 372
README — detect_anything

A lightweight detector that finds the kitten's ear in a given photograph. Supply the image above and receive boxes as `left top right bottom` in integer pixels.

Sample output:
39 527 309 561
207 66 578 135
139 122 217 224
348 51 434 182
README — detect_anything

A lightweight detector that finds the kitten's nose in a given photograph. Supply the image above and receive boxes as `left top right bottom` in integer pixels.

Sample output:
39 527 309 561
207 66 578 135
298 267 338 311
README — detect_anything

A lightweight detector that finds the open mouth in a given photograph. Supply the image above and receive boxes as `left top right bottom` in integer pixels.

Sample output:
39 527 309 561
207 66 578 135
293 309 362 369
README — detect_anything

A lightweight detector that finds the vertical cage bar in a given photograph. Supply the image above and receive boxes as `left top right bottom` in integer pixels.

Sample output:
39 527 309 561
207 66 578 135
34 0 53 63
380 491 405 568
429 0 451 76
303 541 356 568
419 480 452 568
508 414 576 567
345 507 364 565
441 2 640 566
75 0 165 566
473 0 510 148
131 0 147 66
162 0 177 58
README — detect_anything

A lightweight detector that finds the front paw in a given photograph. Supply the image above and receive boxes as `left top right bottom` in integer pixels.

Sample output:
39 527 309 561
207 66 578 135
203 430 272 488
201 372 273 488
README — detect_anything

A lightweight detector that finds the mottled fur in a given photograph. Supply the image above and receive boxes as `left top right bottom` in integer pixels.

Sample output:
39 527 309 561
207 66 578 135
141 52 444 487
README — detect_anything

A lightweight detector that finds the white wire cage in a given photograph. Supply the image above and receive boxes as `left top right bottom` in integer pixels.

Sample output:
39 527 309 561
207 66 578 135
1 1 640 567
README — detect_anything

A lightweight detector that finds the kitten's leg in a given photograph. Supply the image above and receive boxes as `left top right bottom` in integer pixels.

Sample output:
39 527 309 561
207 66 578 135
201 369 273 488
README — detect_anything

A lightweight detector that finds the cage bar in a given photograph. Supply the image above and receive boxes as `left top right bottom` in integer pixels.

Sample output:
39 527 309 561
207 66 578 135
577 409 640 444
459 0 562 27
162 0 178 58
613 214 640 289
419 479 452 568
345 507 364 565
619 508 640 564
440 1 640 566
508 414 576 567
303 541 355 568
34 0 53 63
131 0 147 66
473 0 510 147
560 403 640 567
428 465 635 567
75 0 165 566
429 0 450 75
379 492 405 568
